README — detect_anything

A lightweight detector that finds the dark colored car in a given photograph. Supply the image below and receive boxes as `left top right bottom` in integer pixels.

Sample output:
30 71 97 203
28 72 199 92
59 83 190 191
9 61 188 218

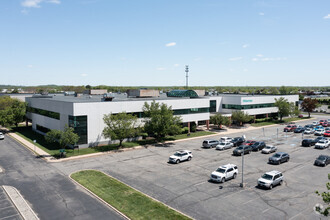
294 127 305 133
242 140 256 146
231 137 245 147
313 137 327 144
269 152 290 165
251 141 266 151
323 122 329 127
301 139 315 147
233 145 252 156
298 114 303 118
314 155 330 167
304 124 313 129
284 125 297 132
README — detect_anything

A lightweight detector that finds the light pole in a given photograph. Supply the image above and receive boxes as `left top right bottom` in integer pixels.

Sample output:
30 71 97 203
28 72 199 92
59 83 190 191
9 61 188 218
240 135 246 188
33 140 36 155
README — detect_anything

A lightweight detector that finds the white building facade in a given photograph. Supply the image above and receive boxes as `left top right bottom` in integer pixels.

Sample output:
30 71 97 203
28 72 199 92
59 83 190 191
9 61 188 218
26 93 298 147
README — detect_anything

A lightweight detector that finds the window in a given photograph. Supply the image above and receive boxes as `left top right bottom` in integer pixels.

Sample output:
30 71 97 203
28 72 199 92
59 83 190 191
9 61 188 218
27 106 60 120
228 168 233 172
222 103 275 110
69 115 87 144
210 100 216 112
36 124 50 133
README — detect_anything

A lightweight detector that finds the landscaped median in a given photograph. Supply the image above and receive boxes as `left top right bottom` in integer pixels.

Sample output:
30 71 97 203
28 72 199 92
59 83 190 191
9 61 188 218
10 126 214 158
251 117 312 127
70 170 191 220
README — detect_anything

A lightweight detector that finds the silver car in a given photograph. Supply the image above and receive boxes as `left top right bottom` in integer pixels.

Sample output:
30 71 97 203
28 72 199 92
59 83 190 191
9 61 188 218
0 132 4 140
216 142 233 151
262 145 277 154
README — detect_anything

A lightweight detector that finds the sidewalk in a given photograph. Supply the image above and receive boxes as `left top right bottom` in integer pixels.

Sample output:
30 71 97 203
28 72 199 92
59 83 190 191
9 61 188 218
5 117 314 163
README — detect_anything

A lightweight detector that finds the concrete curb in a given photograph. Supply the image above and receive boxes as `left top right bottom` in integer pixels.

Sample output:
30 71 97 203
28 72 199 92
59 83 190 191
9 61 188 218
2 185 39 220
69 169 194 220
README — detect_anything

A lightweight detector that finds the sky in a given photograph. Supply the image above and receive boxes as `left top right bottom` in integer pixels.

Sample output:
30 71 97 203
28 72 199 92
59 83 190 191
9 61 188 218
1 0 330 87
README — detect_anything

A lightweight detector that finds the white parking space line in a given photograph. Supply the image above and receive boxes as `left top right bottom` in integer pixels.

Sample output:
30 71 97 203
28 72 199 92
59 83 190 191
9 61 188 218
262 208 270 213
193 181 207 187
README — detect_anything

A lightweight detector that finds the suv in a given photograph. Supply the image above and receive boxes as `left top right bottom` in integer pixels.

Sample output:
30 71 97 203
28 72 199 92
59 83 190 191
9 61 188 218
315 139 329 149
233 145 252 156
258 171 283 189
0 132 4 140
169 150 193 164
314 128 325 136
251 141 266 151
304 128 314 134
231 137 245 147
220 137 233 143
202 139 219 148
301 139 315 147
269 152 290 165
210 164 238 183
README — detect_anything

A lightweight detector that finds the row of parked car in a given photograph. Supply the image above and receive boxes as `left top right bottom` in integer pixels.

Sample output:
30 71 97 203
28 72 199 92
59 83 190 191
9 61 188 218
284 120 330 137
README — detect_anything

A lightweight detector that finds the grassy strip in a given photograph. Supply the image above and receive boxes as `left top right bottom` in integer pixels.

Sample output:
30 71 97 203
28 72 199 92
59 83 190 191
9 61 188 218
71 170 191 220
251 117 311 127
11 126 214 158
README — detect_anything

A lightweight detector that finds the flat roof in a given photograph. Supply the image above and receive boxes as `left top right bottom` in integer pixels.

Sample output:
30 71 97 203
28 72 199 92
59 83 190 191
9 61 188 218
27 93 209 103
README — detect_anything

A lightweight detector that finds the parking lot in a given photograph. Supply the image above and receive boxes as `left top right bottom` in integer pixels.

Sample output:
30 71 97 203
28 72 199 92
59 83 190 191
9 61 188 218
0 186 22 220
54 117 330 220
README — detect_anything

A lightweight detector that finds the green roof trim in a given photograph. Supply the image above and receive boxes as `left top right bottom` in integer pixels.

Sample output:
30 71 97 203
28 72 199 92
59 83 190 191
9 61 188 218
166 90 199 98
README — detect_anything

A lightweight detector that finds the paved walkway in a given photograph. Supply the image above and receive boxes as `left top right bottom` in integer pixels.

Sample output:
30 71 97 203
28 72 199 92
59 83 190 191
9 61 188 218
5 117 314 163
2 185 39 220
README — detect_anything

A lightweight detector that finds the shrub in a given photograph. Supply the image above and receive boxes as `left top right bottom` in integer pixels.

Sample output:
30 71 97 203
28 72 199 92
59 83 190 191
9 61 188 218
181 127 189 134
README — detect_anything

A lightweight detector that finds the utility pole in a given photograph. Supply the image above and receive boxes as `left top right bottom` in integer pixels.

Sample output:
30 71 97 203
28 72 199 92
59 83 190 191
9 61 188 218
185 65 189 89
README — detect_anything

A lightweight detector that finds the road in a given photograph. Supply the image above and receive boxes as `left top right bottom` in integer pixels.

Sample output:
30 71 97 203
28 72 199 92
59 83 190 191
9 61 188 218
0 134 124 220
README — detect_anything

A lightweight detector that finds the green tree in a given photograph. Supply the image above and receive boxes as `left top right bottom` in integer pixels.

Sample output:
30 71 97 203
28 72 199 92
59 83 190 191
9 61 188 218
279 86 290 95
289 103 300 117
301 98 319 118
45 125 79 148
315 174 330 216
210 113 231 129
0 96 26 127
231 111 253 126
102 112 138 148
142 101 182 141
274 97 291 121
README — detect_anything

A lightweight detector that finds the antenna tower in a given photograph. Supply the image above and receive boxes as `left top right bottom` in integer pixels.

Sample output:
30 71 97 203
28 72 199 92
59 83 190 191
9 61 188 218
185 65 189 89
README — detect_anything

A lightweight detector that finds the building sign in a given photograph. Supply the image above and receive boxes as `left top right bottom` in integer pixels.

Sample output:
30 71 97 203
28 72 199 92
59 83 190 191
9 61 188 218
242 99 253 103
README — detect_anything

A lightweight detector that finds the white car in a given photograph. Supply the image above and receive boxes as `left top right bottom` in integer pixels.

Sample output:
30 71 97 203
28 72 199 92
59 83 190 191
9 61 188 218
210 164 238 183
304 128 314 134
169 150 193 164
216 142 234 151
314 129 325 136
312 121 319 126
262 145 277 154
258 170 283 189
0 132 4 140
315 140 329 149
219 137 233 143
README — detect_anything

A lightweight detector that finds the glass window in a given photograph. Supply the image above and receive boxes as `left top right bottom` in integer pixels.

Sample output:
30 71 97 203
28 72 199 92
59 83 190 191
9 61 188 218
222 103 275 110
27 106 60 120
69 115 87 144
210 100 216 112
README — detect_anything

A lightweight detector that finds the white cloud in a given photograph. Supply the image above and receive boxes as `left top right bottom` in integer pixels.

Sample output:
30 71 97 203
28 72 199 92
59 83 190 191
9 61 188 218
27 64 33 68
242 44 250 48
256 54 263 57
324 14 330 19
165 42 176 47
229 57 243 61
81 73 88 77
259 12 265 16
252 57 287 62
194 57 201 62
156 67 165 71
174 64 179 67
21 0 61 8
21 0 42 8
243 69 248 72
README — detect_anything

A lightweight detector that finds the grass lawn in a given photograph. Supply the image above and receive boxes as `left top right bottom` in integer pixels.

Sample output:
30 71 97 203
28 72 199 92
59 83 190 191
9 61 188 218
10 126 215 158
71 170 191 220
251 117 311 127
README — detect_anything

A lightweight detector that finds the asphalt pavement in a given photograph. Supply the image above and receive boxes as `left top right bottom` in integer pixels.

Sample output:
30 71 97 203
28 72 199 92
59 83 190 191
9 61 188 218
0 135 124 220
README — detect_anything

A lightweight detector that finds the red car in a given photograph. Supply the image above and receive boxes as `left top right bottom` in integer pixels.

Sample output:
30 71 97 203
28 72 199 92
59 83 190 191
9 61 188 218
323 121 328 127
284 125 297 132
324 131 330 137
319 120 326 126
242 140 256 146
